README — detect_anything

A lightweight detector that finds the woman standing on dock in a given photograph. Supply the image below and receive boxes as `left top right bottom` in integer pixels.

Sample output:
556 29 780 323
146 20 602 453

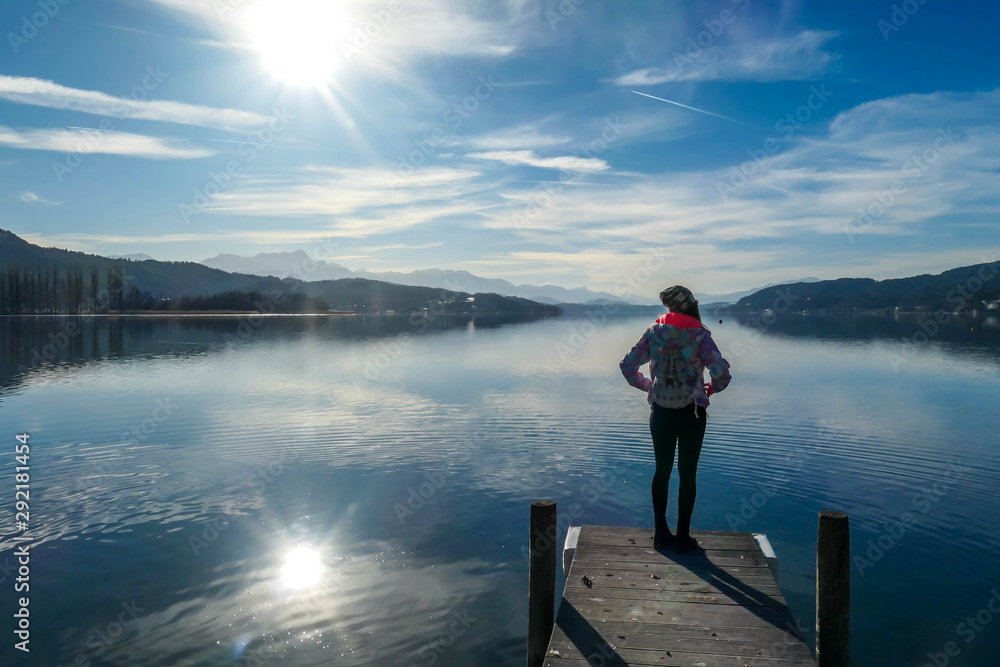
619 285 732 552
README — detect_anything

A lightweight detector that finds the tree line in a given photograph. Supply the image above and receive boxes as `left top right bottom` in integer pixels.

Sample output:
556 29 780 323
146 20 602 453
0 261 329 314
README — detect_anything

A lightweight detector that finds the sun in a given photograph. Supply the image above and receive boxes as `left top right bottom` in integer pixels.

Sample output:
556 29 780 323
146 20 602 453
244 0 351 87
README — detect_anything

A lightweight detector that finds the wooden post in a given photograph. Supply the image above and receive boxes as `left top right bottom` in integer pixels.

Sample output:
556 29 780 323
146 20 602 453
817 511 850 667
527 500 557 667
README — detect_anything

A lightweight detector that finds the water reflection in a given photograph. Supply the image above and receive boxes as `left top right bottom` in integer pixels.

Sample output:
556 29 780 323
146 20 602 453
0 313 999 665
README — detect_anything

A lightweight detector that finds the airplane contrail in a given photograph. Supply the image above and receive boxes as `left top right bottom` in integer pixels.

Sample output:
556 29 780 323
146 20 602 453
630 90 755 127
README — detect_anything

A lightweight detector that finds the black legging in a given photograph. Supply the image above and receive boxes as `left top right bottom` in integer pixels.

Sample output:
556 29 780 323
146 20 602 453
649 403 707 533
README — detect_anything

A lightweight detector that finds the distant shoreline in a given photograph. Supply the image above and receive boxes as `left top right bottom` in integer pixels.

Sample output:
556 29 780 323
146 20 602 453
711 307 998 317
0 310 357 317
0 310 562 318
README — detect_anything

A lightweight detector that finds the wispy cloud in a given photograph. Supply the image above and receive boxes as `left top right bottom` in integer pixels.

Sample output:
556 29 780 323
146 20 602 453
198 166 496 236
179 87 1000 287
205 166 485 217
359 242 444 252
615 30 839 85
0 125 214 159
466 150 609 171
464 123 572 150
0 75 271 132
18 190 59 206
467 87 1000 290
19 191 60 205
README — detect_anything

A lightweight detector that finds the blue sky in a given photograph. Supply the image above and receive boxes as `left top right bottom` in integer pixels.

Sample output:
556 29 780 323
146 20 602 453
1 0 998 296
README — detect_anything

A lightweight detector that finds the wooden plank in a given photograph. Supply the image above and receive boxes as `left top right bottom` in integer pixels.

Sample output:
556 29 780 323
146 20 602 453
578 528 759 552
549 631 814 660
576 547 767 568
551 619 805 645
564 577 782 598
566 562 778 586
544 654 814 667
582 526 755 538
561 597 799 629
569 557 774 579
544 526 814 666
563 586 787 607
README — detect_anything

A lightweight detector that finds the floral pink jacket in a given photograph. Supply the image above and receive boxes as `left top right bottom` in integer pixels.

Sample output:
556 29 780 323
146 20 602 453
619 312 732 410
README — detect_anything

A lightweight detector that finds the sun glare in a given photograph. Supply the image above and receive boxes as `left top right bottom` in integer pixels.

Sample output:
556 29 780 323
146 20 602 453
244 0 349 87
279 546 325 589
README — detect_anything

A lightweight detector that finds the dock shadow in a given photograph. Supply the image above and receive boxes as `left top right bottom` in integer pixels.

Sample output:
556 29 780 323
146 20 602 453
656 547 804 639
554 600 628 663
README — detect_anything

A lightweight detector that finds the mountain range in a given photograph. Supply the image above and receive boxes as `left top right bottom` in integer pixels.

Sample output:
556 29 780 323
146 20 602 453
6 229 994 316
201 251 662 305
726 263 1000 313
200 250 819 305
0 229 559 316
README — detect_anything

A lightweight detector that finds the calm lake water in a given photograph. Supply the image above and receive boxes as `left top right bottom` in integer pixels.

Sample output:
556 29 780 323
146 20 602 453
1 311 999 666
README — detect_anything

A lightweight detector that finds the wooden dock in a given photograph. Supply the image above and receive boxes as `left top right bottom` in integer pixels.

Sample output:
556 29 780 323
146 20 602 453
543 525 816 666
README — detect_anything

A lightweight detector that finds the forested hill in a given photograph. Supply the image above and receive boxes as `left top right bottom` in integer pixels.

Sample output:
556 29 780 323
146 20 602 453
730 262 1000 312
0 229 561 315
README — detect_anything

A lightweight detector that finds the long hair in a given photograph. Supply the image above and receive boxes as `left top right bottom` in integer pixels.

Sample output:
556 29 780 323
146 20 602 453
680 303 702 323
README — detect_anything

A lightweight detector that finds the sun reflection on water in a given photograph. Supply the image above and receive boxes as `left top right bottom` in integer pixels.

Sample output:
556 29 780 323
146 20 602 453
279 546 325 590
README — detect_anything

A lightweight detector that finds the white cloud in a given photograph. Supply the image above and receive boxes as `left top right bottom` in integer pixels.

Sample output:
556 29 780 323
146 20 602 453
615 30 839 85
466 150 608 171
359 242 444 252
0 75 272 132
466 88 1000 291
145 0 528 69
204 166 484 217
464 123 572 150
19 191 60 205
196 165 497 236
153 87 1000 290
0 125 214 159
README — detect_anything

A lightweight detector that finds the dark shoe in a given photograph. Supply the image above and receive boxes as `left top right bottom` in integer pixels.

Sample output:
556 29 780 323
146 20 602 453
653 526 674 550
675 532 699 553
